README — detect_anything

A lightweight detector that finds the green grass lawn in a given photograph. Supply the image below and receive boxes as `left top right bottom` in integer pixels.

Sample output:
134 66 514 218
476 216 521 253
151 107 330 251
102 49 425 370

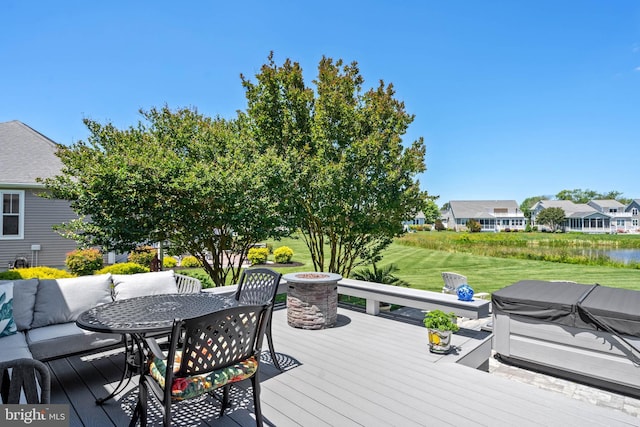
266 236 640 294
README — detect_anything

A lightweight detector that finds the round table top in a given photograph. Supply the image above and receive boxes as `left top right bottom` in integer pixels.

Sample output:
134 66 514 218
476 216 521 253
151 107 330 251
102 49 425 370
76 293 238 334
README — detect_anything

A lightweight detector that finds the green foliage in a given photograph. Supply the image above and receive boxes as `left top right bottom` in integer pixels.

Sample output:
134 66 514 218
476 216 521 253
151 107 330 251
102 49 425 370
520 196 547 220
247 247 269 265
434 219 446 231
65 248 104 276
177 269 215 289
128 246 155 268
180 256 201 268
466 219 481 232
273 246 294 263
7 267 74 279
243 53 428 276
43 106 292 287
555 188 626 204
0 271 22 280
266 243 274 254
423 310 460 332
409 224 431 232
162 256 178 268
95 263 149 275
350 263 409 287
423 199 441 224
536 207 566 232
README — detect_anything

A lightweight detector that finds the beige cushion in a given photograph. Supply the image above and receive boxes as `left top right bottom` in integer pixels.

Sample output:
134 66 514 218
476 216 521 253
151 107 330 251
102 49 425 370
31 274 113 328
112 270 178 300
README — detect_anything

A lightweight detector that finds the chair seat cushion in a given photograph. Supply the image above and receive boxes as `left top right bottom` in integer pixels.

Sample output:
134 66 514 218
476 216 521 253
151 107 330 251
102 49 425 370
149 352 258 400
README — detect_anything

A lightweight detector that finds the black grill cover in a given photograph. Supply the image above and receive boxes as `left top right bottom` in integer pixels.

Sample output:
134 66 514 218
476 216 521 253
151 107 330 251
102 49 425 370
493 280 640 338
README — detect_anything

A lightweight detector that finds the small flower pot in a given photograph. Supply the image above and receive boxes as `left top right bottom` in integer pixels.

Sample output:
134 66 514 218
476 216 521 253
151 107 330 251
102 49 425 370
428 329 453 354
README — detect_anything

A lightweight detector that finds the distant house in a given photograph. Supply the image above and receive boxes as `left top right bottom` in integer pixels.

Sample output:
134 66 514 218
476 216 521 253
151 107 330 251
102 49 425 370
587 200 633 233
624 200 640 233
442 200 526 232
0 120 78 269
403 211 426 226
530 200 612 233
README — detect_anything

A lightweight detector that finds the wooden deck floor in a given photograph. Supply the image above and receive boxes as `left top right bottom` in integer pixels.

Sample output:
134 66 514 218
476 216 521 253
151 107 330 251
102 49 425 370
47 305 639 426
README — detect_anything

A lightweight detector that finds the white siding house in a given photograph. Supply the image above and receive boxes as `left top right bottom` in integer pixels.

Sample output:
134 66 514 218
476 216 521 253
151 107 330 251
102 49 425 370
0 120 78 269
587 199 633 233
530 200 612 233
442 200 526 232
625 199 640 233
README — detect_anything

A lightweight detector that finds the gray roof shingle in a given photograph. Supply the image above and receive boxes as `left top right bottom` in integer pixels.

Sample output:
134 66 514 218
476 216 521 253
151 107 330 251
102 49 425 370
0 120 64 186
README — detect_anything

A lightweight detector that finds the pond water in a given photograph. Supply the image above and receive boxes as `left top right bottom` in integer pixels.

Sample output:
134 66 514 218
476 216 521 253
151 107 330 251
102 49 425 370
578 249 640 264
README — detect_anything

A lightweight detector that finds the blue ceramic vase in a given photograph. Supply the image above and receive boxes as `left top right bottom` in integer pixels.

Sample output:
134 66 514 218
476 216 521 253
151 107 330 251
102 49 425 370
457 284 474 301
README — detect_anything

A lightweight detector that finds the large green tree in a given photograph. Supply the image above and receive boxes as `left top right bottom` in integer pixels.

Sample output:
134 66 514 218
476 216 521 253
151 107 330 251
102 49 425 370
242 54 428 276
44 107 291 286
555 189 627 204
520 196 548 220
423 198 441 224
536 207 566 232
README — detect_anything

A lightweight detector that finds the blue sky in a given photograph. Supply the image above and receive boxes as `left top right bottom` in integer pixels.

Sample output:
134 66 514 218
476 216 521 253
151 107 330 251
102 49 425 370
2 1 639 206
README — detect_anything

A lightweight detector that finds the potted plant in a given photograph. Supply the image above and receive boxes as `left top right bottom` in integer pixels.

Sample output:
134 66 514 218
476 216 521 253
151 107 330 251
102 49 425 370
423 310 460 354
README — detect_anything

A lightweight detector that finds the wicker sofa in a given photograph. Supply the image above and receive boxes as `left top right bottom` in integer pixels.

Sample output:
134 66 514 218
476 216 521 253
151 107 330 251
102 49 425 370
0 270 201 363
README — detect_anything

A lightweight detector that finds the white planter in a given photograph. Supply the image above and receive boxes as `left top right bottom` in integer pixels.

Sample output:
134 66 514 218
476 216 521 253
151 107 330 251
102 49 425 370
428 329 452 354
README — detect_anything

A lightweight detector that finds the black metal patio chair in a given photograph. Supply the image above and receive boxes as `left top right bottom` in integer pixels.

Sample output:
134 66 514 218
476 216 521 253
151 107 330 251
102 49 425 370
130 304 271 427
0 358 50 404
234 267 283 371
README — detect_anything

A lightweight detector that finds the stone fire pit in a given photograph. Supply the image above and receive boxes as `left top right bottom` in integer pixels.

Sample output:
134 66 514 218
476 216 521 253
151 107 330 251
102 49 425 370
283 272 342 330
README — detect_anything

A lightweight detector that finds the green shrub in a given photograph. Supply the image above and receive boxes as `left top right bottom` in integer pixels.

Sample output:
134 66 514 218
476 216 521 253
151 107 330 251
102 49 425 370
434 219 446 231
8 267 74 279
247 247 269 265
273 246 294 263
65 248 104 276
466 219 482 232
178 270 214 289
128 246 155 268
180 255 202 268
95 263 149 275
162 256 178 268
266 243 274 254
0 270 22 280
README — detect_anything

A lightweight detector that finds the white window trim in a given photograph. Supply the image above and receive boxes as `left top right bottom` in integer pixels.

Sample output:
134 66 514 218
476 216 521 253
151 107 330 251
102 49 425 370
1 190 25 240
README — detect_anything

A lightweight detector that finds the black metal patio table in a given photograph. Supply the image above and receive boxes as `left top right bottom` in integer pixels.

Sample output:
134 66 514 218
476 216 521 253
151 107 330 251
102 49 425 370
76 293 238 405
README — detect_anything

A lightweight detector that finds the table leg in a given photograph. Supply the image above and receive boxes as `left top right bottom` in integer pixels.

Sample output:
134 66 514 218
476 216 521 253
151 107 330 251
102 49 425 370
96 334 140 405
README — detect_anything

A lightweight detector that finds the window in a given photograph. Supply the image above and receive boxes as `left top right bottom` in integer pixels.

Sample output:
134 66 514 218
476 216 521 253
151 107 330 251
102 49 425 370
633 208 639 216
1 190 24 239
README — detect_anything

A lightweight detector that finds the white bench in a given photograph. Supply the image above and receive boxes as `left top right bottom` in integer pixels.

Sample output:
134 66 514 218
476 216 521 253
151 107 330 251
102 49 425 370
337 278 491 319
209 278 491 319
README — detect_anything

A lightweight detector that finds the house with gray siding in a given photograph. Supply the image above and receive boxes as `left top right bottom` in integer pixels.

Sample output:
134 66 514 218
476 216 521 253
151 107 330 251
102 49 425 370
0 120 78 269
442 200 526 232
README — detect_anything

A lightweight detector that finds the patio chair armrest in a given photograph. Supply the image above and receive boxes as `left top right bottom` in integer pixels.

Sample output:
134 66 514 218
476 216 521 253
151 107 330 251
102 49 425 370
145 337 167 360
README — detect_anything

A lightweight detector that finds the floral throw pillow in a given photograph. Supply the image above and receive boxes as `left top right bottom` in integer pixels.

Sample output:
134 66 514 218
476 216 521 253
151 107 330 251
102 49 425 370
0 282 17 337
